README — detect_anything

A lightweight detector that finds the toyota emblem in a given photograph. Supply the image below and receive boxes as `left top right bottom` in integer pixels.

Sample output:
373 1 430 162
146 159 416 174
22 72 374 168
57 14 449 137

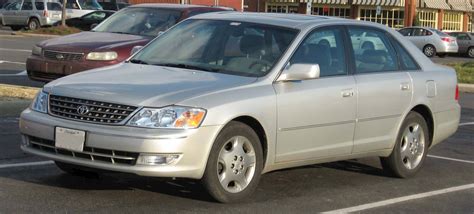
77 105 90 115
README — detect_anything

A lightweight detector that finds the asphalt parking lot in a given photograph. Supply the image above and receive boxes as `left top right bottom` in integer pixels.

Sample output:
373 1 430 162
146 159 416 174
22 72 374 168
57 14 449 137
1 26 473 212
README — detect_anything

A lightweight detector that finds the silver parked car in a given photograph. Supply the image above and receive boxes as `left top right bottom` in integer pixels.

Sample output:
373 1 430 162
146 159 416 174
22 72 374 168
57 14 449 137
1 0 62 30
398 27 458 58
20 13 460 203
449 32 474 58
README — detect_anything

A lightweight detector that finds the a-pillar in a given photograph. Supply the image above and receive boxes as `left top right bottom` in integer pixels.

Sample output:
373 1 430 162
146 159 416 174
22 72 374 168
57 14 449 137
438 9 444 30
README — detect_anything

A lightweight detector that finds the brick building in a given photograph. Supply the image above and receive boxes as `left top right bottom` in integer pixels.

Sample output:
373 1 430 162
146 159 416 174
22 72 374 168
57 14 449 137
244 0 473 32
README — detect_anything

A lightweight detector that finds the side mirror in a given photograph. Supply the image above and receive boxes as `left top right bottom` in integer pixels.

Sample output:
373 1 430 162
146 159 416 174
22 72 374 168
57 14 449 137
277 63 320 82
90 23 98 30
130 46 143 55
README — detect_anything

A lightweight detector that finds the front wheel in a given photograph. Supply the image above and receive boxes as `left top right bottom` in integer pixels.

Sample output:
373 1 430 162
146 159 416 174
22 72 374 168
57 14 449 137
201 121 263 203
380 112 429 178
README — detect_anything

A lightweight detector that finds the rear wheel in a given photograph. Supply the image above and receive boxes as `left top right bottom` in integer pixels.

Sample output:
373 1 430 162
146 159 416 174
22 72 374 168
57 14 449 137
380 112 429 178
468 47 474 58
423 45 436 58
28 18 40 30
201 121 263 203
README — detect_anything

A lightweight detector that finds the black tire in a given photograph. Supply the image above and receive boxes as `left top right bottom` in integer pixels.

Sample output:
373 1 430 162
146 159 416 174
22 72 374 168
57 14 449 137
28 18 40 30
380 112 430 178
201 121 263 203
10 26 23 31
423 45 436 58
437 53 447 58
55 161 100 177
467 47 474 58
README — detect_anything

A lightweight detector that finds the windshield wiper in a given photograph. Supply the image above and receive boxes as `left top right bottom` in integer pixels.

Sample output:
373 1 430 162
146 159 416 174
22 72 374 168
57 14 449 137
153 63 220 73
128 59 148 65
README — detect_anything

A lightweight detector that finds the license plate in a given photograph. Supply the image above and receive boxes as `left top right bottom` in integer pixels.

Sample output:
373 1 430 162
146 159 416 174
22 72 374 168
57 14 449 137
55 127 85 152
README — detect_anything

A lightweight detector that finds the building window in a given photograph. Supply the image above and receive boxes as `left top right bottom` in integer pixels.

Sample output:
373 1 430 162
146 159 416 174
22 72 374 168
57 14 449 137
358 7 405 29
312 5 351 18
416 10 438 28
468 15 472 32
442 12 463 32
266 4 298 13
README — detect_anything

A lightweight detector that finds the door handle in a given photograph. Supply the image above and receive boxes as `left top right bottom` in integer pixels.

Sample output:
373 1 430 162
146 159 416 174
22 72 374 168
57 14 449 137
400 83 410 91
341 89 354 98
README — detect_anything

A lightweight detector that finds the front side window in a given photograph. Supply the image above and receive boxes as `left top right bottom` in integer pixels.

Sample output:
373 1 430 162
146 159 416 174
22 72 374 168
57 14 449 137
6 2 21 10
289 27 347 77
349 27 399 74
131 20 298 77
94 7 181 37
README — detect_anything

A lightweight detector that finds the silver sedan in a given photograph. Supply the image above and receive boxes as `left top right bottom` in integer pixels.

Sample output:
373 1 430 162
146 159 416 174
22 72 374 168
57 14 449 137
20 13 461 203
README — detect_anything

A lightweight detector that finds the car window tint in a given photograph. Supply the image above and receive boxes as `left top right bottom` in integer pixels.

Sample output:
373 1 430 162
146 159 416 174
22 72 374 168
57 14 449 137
349 28 398 74
47 2 62 10
413 28 426 36
21 1 33 10
392 39 419 70
456 33 471 40
289 27 347 77
399 28 412 36
35 2 44 10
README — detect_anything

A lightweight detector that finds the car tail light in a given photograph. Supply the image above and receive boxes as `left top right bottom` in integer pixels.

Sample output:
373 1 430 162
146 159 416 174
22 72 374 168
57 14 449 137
441 37 452 42
43 10 49 17
455 85 459 101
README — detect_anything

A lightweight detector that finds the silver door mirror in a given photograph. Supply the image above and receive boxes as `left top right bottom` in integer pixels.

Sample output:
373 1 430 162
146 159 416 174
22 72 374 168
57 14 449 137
277 63 320 82
130 46 143 55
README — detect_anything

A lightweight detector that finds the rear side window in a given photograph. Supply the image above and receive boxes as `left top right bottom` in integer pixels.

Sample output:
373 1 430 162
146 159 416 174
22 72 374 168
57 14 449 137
21 0 33 10
348 27 399 74
35 2 44 10
289 27 347 77
47 2 62 11
391 39 420 71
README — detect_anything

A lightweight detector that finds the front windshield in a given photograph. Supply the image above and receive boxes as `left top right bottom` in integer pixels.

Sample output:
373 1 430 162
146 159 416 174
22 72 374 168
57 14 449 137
94 7 181 37
78 0 102 10
131 20 298 77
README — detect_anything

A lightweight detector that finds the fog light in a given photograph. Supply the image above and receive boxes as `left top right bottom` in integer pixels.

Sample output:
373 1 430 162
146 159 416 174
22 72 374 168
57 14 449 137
20 135 30 147
137 154 181 165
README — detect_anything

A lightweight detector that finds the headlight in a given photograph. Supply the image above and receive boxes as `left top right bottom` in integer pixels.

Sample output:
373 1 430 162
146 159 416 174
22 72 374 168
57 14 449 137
31 90 48 113
32 45 42 56
86 51 118 61
127 106 206 129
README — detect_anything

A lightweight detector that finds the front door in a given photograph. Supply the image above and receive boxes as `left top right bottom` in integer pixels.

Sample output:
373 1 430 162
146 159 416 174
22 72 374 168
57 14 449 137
347 26 413 153
274 26 356 162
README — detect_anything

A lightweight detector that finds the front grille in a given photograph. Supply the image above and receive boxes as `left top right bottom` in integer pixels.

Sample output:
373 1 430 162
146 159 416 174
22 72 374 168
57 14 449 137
49 95 138 125
28 136 139 166
43 50 84 61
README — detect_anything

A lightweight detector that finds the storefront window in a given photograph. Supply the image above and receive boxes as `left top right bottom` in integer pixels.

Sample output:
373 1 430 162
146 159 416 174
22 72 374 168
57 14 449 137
266 4 298 13
416 10 438 28
442 12 463 32
312 5 351 18
359 7 405 29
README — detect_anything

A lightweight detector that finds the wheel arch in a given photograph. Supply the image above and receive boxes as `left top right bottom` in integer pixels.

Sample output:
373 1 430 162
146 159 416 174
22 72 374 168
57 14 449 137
230 116 268 166
27 16 41 26
410 104 435 147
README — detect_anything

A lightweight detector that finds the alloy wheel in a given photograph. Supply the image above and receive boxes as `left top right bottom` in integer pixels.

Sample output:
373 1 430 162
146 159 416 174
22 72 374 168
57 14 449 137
424 46 435 57
468 48 474 58
399 123 425 170
217 136 256 193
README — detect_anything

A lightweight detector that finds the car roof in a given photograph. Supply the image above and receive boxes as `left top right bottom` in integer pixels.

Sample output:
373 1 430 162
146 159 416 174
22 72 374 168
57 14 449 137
190 12 338 29
129 3 216 10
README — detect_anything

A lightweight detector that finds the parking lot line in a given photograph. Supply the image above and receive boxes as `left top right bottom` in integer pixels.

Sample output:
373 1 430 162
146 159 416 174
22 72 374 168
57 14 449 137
428 155 474 164
0 161 54 169
0 60 26 65
322 183 474 213
0 70 27 76
459 122 474 126
0 48 31 53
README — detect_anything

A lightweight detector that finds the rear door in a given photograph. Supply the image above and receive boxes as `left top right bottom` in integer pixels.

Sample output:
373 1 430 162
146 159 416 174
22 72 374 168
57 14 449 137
347 26 413 153
18 0 33 25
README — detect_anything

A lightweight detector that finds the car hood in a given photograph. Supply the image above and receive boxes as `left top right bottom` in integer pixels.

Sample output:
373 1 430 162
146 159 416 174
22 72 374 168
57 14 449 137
38 31 151 52
44 63 257 107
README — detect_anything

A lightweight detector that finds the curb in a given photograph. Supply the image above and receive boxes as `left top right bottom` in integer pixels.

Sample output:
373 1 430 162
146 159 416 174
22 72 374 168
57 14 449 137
0 84 39 100
11 32 61 38
459 84 474 93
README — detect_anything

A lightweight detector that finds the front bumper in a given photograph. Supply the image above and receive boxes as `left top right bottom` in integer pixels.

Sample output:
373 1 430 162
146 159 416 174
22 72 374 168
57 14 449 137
19 109 221 179
26 55 119 82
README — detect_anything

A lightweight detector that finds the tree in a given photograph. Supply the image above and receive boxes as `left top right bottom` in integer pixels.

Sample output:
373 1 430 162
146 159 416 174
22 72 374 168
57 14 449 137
61 0 67 27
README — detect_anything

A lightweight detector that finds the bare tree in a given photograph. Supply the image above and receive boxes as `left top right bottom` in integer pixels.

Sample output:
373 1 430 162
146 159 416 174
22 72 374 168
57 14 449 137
61 0 67 27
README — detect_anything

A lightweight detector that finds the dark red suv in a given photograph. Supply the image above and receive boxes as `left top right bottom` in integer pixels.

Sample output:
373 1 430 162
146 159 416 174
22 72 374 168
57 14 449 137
26 4 230 82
